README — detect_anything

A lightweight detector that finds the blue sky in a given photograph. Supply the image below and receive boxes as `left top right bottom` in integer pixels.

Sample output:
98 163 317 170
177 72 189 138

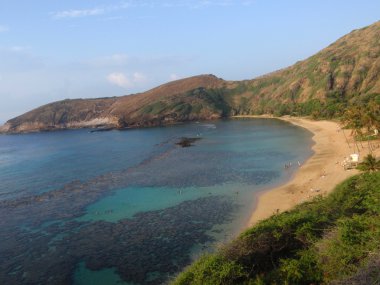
0 0 379 123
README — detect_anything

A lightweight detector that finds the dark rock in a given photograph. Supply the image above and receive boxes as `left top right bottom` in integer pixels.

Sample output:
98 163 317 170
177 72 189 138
175 137 201 147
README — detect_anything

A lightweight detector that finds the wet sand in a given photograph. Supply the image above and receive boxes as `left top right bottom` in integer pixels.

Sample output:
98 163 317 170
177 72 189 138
233 115 379 227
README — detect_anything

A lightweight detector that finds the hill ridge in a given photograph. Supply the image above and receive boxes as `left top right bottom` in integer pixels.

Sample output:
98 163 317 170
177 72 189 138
1 21 380 133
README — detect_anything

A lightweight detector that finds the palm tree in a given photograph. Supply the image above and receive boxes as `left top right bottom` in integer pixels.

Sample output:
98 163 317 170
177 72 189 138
341 98 379 154
363 100 380 153
341 106 363 154
357 154 380 172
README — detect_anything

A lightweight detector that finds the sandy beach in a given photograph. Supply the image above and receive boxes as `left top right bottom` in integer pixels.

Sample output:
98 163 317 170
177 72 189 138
232 116 379 227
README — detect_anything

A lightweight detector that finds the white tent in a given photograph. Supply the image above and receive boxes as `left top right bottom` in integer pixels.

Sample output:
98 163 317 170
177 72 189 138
350 154 359 163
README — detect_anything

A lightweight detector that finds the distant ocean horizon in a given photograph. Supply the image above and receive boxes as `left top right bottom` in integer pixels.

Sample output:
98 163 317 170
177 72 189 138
0 118 313 285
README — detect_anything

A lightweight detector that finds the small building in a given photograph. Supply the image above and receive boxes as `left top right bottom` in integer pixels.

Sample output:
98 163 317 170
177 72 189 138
344 153 360 170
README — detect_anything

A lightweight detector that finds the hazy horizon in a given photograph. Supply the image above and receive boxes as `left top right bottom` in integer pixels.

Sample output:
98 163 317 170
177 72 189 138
1 0 379 123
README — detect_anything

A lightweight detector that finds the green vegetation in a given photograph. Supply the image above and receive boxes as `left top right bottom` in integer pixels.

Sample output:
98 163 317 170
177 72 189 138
188 88 233 117
340 95 380 153
236 91 379 121
172 172 380 284
357 154 380 172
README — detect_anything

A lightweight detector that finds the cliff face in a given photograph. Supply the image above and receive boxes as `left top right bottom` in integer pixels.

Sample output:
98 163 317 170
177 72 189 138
2 21 380 133
3 98 119 133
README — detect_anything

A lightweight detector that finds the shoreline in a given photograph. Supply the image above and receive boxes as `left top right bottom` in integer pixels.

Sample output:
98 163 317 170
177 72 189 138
233 115 369 227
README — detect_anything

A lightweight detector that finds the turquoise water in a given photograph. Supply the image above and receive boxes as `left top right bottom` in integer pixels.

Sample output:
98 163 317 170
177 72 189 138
77 185 224 222
74 263 130 285
0 119 313 285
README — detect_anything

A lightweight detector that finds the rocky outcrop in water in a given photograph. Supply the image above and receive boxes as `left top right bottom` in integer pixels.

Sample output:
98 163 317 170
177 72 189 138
175 137 202 147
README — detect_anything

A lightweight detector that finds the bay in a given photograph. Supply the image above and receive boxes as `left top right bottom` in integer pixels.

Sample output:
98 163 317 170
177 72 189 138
0 119 313 285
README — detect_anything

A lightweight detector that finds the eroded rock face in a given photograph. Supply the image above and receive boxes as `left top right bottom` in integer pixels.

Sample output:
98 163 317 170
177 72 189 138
0 123 10 133
2 121 58 133
1 117 122 133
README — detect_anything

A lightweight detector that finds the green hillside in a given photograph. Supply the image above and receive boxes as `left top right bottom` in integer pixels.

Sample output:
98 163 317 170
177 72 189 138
172 172 380 285
231 20 380 118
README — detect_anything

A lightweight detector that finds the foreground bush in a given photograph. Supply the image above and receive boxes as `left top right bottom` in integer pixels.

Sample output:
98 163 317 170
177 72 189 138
172 172 380 285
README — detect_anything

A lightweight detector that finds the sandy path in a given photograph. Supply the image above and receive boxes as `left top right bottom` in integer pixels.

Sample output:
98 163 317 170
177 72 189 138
232 116 378 227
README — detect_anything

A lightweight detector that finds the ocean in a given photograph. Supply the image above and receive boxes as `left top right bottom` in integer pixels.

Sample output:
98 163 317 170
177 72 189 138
0 118 313 285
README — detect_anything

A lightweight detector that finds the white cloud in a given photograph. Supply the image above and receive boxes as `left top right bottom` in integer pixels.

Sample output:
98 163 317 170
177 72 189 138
159 0 250 9
100 16 124 21
107 72 147 89
88 54 129 67
107 72 131 88
0 25 9 33
51 3 130 20
169 73 181 81
9 46 30 52
242 1 255 6
0 46 44 72
51 1 255 20
108 54 129 65
132 72 147 83
52 8 104 19
85 54 192 72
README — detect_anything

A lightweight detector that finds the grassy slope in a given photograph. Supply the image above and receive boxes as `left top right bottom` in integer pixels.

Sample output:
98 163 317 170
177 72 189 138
227 21 380 118
172 172 380 285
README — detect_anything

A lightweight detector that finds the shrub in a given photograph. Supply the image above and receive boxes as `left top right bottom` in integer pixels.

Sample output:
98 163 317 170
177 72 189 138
357 154 380 172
